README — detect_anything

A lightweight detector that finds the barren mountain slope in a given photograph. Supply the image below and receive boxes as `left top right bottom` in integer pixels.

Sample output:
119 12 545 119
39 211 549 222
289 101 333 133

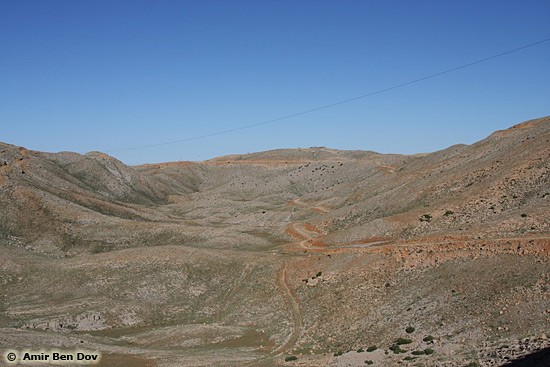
1 117 549 366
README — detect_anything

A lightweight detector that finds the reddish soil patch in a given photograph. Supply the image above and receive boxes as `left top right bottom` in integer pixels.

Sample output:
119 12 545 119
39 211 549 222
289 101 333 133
285 226 306 240
304 223 322 233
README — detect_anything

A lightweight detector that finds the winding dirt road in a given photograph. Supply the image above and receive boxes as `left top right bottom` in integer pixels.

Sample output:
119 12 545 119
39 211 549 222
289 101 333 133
251 197 550 365
273 264 304 354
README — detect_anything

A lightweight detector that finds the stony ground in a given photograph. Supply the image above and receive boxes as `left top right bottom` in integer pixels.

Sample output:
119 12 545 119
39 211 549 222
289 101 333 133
1 117 549 366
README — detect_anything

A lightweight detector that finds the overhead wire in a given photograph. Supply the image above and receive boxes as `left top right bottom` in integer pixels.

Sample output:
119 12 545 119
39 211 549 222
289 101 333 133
105 37 550 153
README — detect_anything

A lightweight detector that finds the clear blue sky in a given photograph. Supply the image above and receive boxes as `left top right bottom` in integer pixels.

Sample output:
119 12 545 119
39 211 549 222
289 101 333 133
1 0 549 165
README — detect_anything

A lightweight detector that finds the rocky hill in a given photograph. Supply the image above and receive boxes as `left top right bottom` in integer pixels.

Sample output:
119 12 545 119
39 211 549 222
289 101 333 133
1 117 549 366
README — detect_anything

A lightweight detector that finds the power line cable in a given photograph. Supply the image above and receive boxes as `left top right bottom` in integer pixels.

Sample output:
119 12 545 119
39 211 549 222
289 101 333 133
106 37 550 153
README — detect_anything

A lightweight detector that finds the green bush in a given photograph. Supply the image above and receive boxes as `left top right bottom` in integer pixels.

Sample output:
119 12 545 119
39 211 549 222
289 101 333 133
424 348 435 355
443 210 454 216
419 214 432 222
423 335 434 342
521 213 527 217
366 345 378 352
389 345 406 354
467 363 480 367
404 356 415 361
405 326 415 333
357 348 364 353
412 350 426 355
333 351 343 356
316 271 322 277
285 355 297 362
395 337 413 345
364 360 373 365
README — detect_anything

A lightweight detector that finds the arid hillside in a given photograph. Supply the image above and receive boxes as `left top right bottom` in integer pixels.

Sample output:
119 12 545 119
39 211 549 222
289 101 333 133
1 117 549 366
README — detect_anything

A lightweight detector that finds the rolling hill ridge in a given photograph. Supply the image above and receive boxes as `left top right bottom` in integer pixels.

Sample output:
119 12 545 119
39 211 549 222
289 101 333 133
1 117 549 366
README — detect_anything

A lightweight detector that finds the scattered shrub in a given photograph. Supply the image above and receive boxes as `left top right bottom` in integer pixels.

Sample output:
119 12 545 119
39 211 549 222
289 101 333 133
406 326 415 333
424 348 435 355
395 337 413 345
467 363 480 367
357 348 364 353
389 345 406 354
521 213 527 217
285 356 297 362
412 350 426 355
316 271 322 277
443 210 454 216
366 346 378 352
404 356 415 361
423 335 434 342
419 214 432 222
333 351 343 356
364 360 373 365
